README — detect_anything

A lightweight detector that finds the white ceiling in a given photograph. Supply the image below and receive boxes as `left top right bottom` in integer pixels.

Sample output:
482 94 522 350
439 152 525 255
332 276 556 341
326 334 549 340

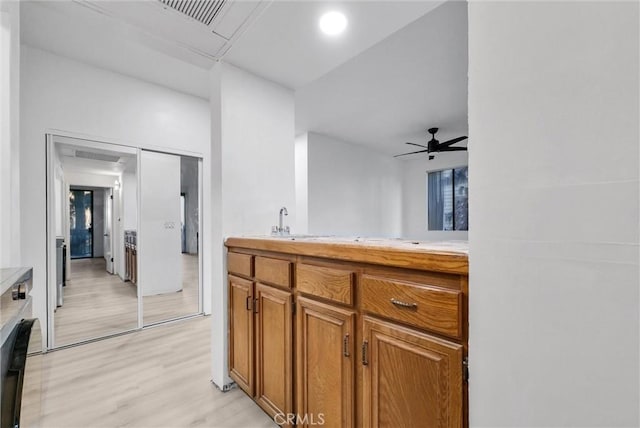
21 1 446 95
20 1 213 99
295 0 468 157
79 0 267 62
22 1 468 157
223 1 445 89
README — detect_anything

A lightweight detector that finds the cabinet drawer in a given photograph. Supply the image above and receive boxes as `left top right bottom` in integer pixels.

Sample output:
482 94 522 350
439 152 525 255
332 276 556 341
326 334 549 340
297 264 354 306
255 256 292 288
361 275 461 339
228 252 253 277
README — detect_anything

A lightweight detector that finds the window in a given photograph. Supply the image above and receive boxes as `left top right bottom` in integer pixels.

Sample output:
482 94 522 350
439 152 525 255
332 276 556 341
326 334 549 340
427 166 468 231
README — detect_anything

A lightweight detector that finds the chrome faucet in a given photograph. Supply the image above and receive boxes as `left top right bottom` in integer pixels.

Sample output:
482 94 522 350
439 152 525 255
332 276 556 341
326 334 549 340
272 207 290 236
279 207 288 231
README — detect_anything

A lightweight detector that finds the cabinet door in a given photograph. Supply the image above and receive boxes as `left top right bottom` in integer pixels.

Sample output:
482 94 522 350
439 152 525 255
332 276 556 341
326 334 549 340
296 297 355 428
255 283 293 419
362 316 463 428
228 275 254 396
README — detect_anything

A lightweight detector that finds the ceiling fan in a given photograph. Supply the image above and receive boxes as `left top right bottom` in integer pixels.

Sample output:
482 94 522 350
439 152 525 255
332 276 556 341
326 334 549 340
394 128 468 160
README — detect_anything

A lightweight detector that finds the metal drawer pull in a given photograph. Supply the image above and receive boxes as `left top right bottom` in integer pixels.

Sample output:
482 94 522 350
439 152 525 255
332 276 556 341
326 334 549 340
362 340 369 366
390 298 418 309
343 334 350 357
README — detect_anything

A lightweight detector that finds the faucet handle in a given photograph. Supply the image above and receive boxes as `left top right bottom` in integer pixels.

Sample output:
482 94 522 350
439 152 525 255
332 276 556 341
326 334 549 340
284 226 290 235
271 225 279 235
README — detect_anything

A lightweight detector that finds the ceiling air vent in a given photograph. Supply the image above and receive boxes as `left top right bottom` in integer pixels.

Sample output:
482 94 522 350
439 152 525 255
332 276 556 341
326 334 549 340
157 0 228 27
75 151 121 163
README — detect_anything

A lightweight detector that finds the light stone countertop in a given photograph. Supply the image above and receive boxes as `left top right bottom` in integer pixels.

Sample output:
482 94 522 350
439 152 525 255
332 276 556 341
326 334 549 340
243 235 468 254
226 236 468 275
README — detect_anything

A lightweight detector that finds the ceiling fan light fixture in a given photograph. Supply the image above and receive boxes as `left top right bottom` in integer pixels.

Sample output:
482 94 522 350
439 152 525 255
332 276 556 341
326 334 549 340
393 127 468 159
319 11 348 36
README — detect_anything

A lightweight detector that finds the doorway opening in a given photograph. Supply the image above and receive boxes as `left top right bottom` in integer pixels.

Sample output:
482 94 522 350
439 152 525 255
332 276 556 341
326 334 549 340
69 189 94 259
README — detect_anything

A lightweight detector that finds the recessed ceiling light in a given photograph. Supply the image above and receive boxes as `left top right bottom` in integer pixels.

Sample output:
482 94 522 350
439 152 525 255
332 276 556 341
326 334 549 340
319 11 347 36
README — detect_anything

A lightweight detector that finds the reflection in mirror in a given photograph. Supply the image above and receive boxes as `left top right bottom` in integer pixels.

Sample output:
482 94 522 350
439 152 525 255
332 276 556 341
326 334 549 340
142 153 201 325
51 136 138 347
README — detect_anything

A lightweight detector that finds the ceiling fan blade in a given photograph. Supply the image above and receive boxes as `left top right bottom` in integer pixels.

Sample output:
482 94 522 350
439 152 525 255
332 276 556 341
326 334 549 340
438 136 468 148
393 149 429 157
405 142 427 148
436 146 467 152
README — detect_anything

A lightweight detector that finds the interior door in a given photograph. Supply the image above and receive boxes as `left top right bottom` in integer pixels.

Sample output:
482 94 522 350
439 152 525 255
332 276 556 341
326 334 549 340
103 189 113 273
69 189 93 259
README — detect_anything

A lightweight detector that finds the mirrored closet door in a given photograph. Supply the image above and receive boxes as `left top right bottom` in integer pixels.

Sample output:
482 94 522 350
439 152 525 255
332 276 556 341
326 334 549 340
48 136 139 347
139 150 202 325
47 137 203 349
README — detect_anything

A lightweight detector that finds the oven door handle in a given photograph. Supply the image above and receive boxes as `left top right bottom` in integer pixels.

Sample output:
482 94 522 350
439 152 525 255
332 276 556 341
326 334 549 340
1 318 37 428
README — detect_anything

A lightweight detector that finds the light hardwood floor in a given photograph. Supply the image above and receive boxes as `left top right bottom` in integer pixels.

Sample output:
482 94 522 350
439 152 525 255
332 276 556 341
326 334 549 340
55 258 138 346
56 255 200 347
143 254 200 325
22 316 276 428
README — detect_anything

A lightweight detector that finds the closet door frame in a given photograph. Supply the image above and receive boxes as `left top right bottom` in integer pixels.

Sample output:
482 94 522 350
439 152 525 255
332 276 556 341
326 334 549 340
44 130 204 351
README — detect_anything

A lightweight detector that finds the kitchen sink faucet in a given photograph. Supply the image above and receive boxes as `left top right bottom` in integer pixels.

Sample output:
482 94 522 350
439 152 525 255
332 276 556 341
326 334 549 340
272 206 290 236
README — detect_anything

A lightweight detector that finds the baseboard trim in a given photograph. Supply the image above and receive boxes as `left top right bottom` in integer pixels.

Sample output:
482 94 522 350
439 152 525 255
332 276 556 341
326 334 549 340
211 379 236 393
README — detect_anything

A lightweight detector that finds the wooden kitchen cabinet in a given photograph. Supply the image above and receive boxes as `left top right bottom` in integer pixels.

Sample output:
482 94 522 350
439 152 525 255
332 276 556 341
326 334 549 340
228 274 254 396
228 279 295 420
296 296 356 428
226 240 468 428
227 251 295 423
255 282 293 419
362 316 463 428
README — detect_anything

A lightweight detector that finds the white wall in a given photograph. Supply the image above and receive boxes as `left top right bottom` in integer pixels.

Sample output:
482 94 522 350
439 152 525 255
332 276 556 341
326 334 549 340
210 62 295 388
64 172 118 189
296 131 467 241
0 0 20 267
401 152 468 241
294 133 308 234
306 132 403 238
20 46 211 348
122 172 137 231
468 2 639 426
52 147 64 237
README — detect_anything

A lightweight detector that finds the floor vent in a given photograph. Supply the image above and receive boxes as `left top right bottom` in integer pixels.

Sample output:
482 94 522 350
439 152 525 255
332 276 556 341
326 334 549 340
158 0 227 26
